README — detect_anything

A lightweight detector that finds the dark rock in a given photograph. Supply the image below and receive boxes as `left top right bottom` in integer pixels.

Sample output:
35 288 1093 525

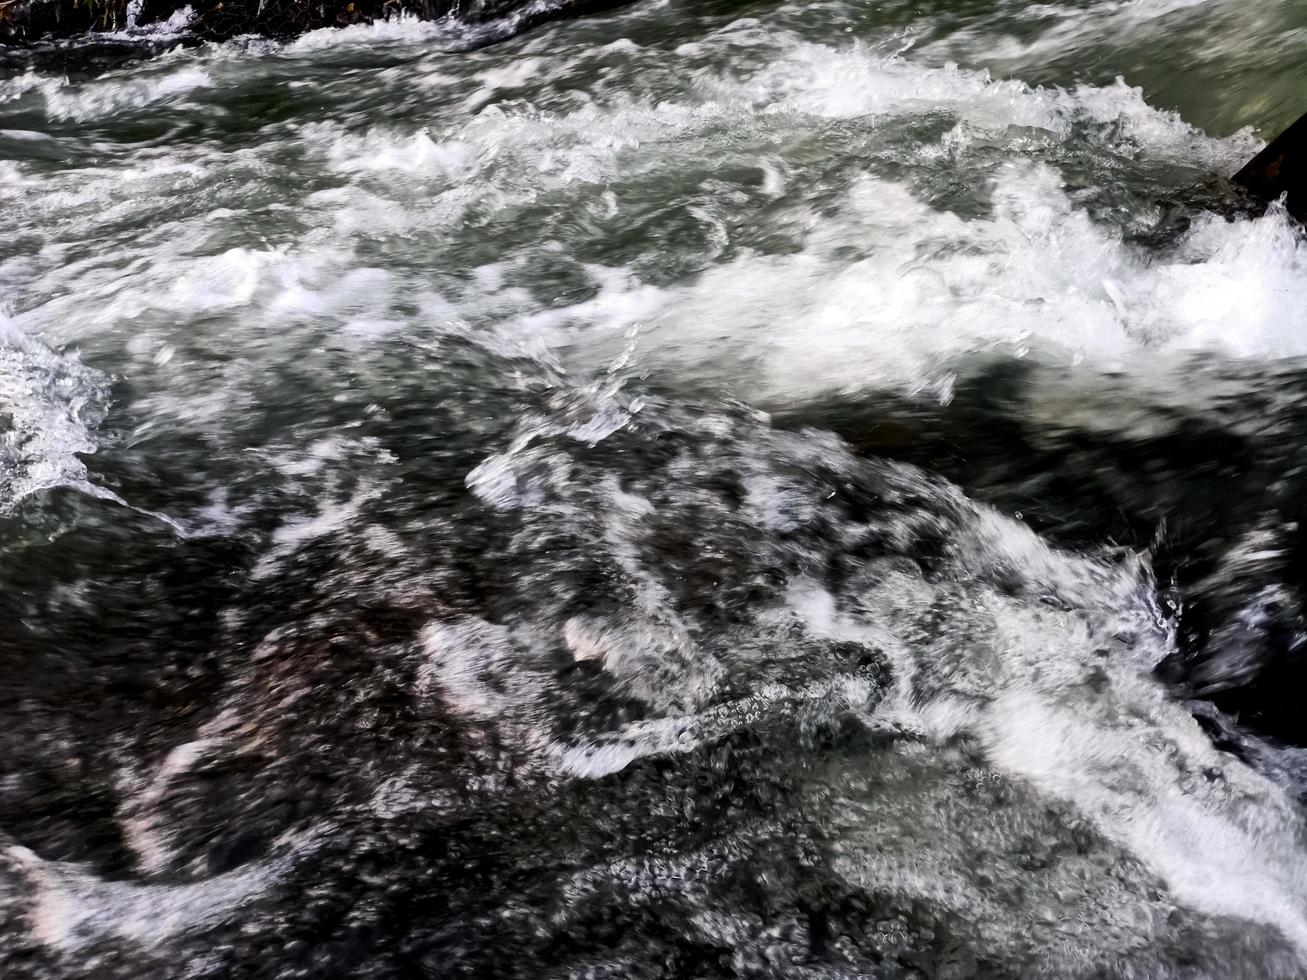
1235 112 1307 223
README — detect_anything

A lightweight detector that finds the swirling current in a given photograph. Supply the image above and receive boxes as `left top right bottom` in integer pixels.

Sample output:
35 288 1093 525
3 1 1307 977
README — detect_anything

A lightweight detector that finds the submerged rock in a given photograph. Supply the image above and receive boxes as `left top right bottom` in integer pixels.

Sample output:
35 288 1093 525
0 0 623 44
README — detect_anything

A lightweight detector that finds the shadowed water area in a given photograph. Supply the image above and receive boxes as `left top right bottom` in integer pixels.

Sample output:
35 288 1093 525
3 1 1307 977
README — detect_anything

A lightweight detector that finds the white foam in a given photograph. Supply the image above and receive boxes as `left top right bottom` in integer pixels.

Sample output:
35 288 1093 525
7 833 318 952
0 318 109 510
119 739 225 873
40 66 213 122
784 502 1307 962
1 9 1303 968
259 37 1277 398
287 12 451 53
986 687 1307 955
252 481 387 577
6 29 1280 413
0 69 48 104
496 167 1304 400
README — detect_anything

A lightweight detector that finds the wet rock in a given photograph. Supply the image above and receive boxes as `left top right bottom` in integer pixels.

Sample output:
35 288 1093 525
1235 112 1307 224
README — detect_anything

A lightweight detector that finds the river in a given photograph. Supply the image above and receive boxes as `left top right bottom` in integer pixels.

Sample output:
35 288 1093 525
2 1 1307 977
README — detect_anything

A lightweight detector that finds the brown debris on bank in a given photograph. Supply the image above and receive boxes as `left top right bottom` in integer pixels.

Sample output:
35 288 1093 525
0 0 620 44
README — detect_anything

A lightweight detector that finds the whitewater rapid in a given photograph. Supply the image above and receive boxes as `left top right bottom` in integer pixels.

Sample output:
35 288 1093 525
3 1 1307 977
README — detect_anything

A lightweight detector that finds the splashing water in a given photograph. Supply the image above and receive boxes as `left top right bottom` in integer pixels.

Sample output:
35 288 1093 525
3 1 1307 977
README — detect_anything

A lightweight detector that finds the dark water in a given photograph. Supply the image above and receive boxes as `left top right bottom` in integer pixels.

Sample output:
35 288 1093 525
3 1 1307 977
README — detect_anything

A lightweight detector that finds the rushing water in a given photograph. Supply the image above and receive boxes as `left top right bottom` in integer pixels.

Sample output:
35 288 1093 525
3 1 1307 976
